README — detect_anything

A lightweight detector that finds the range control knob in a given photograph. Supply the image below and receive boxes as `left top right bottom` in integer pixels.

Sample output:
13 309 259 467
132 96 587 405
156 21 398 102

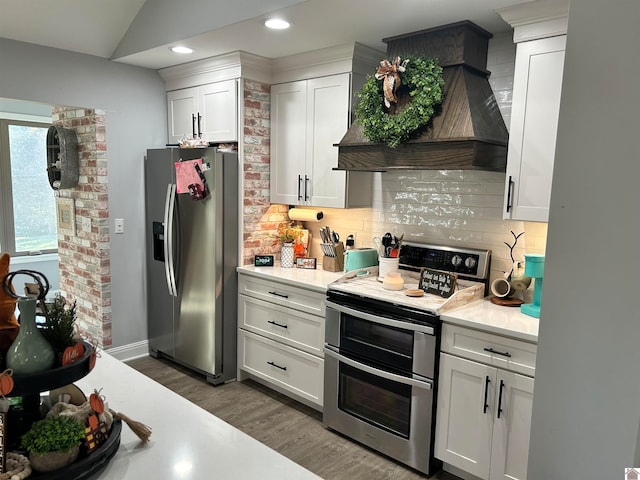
464 257 477 269
451 255 463 267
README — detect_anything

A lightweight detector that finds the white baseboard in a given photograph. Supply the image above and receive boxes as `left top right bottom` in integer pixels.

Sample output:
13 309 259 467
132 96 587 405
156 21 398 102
106 340 149 362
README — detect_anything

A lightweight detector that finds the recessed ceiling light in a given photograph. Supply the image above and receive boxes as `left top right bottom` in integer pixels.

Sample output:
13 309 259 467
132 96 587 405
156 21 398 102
264 18 291 30
170 46 194 54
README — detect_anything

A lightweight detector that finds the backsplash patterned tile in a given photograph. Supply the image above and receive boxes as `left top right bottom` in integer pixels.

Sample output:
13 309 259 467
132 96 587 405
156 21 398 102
307 169 545 285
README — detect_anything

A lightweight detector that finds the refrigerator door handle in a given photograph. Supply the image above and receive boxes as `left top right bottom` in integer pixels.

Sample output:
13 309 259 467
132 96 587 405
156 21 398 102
163 183 178 297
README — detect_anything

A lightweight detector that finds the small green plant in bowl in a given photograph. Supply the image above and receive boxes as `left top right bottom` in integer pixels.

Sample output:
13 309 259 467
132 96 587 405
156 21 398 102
21 414 85 472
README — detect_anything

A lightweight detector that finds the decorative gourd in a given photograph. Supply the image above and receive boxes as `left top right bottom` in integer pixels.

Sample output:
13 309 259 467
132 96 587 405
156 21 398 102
0 369 14 396
61 342 85 366
89 389 105 414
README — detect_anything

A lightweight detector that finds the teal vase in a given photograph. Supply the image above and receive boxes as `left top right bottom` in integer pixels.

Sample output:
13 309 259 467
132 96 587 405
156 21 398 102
7 298 55 374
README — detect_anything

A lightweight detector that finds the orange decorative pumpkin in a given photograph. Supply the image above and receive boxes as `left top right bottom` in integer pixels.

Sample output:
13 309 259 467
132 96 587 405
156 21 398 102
62 342 85 366
89 389 105 414
0 369 14 396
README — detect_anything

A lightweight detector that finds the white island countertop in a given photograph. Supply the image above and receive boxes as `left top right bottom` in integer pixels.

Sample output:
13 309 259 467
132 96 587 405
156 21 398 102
441 297 539 343
75 351 321 480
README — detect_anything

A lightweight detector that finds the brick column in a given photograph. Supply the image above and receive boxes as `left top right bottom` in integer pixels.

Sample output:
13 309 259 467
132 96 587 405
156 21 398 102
53 106 111 348
241 79 289 265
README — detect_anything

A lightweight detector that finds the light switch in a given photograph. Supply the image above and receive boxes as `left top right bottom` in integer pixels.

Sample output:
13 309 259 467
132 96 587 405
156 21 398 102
114 218 124 234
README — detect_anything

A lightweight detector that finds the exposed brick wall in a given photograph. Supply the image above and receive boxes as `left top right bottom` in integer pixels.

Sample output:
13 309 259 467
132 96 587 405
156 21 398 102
241 79 289 265
53 106 111 348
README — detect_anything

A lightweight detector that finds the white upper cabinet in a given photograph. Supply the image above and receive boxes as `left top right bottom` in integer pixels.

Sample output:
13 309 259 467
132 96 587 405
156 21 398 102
167 79 238 144
271 73 372 208
270 73 372 209
269 43 382 209
498 0 569 222
503 35 566 222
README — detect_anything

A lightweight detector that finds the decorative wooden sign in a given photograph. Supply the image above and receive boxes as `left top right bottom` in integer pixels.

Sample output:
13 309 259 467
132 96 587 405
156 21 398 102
419 268 457 298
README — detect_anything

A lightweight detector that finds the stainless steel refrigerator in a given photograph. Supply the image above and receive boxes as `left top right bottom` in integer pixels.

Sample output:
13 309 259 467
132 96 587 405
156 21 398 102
144 147 238 385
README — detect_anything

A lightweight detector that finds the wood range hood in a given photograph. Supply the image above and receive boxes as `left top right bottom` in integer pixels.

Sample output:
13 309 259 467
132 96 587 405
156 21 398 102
336 21 509 172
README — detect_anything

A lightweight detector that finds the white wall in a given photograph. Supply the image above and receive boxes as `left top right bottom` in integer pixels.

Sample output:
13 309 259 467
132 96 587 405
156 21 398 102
0 38 167 347
527 0 640 477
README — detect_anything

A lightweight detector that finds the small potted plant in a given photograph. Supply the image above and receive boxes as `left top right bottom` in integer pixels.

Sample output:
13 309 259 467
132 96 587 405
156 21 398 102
39 294 78 361
273 223 304 268
21 414 86 472
274 223 303 244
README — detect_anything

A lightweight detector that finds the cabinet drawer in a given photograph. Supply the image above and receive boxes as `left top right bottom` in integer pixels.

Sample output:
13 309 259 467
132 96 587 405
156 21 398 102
441 324 537 377
238 330 324 407
238 274 325 316
238 295 324 356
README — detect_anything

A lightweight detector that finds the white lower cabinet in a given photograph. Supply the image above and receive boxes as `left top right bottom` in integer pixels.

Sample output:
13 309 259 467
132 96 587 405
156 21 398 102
435 325 535 480
237 272 326 410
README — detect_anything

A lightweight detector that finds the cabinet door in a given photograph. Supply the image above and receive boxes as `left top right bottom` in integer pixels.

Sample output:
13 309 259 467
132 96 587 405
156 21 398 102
167 87 198 143
199 79 238 142
504 35 566 222
306 73 350 208
489 371 534 480
270 80 307 205
435 353 494 479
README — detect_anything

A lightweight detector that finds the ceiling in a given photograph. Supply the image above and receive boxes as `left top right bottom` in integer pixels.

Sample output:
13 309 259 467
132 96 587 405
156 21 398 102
0 0 533 70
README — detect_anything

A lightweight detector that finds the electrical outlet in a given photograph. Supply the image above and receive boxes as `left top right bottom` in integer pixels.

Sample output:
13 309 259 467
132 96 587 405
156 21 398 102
114 218 124 234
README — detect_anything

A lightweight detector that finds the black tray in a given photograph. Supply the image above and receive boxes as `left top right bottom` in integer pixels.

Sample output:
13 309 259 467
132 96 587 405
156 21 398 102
10 340 95 397
28 418 122 480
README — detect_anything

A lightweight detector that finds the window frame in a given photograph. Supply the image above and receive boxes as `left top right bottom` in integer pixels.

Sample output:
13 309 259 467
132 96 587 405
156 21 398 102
0 117 58 257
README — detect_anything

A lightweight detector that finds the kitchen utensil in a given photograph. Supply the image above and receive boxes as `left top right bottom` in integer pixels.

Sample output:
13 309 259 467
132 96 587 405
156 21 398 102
372 237 385 258
382 232 392 251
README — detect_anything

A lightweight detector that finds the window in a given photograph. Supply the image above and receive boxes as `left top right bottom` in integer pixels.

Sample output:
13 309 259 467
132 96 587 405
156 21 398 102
0 119 57 256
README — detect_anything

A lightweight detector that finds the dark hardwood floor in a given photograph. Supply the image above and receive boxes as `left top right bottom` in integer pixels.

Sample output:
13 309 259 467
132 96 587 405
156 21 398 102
127 356 461 480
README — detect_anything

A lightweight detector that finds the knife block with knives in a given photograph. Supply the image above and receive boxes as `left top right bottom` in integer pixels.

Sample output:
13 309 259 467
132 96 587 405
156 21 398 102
322 241 344 272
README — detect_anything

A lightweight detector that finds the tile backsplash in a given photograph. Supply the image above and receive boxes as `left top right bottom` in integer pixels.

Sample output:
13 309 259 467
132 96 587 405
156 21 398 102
305 170 547 285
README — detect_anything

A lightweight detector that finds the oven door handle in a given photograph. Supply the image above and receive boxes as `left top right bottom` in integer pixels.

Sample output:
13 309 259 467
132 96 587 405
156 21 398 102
324 347 433 390
325 301 435 336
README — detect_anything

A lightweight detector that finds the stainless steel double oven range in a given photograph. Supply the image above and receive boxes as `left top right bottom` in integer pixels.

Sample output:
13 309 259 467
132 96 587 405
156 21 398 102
323 242 491 476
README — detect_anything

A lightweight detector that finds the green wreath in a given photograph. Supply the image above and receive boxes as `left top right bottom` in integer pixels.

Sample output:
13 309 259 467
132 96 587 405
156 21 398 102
355 56 445 148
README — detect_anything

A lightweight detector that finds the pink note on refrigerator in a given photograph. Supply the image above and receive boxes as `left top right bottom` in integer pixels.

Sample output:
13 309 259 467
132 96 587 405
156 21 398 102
175 158 203 194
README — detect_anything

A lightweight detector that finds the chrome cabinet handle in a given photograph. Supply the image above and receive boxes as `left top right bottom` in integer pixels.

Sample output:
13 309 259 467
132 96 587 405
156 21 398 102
267 320 288 329
483 375 491 414
484 347 512 358
267 361 287 371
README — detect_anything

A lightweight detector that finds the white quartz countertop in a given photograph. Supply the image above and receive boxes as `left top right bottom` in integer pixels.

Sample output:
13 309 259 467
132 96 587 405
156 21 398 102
237 264 343 292
75 351 321 479
440 298 539 343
